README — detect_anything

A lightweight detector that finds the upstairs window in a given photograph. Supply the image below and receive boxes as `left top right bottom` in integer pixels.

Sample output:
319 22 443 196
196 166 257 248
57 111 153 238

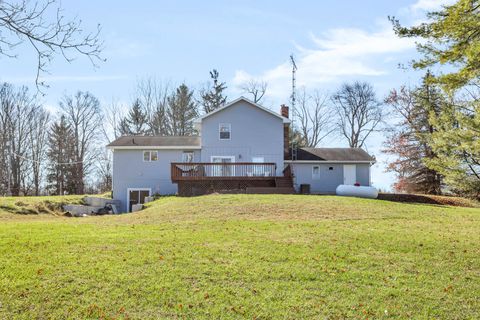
143 151 158 162
219 123 231 140
182 151 194 163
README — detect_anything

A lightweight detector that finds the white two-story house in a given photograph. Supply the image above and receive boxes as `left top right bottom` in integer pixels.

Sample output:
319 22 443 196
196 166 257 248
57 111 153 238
107 97 375 212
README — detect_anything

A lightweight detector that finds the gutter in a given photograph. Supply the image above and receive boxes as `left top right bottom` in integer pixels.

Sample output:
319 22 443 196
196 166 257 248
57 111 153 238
285 160 376 165
106 146 202 150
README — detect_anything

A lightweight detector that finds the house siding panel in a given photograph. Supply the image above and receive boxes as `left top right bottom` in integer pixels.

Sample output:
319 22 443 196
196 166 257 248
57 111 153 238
112 149 200 212
291 163 371 194
200 101 284 175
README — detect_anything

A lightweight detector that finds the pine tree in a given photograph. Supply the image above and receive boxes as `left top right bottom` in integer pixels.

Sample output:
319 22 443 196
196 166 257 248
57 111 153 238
46 115 76 195
167 84 198 136
118 99 148 135
200 69 227 114
391 0 480 197
390 0 480 91
383 74 444 194
426 100 480 197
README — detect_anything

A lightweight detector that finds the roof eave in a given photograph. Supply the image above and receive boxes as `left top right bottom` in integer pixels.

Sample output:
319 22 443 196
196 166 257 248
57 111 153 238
106 145 202 150
286 160 376 164
193 96 290 124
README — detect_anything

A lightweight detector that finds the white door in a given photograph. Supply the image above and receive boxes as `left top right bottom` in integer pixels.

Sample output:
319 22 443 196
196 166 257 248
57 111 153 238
211 156 235 176
343 165 356 185
252 157 264 176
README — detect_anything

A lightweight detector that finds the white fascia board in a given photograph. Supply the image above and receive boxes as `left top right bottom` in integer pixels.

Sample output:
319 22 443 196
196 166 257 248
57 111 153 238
107 146 201 150
286 160 376 164
193 96 290 124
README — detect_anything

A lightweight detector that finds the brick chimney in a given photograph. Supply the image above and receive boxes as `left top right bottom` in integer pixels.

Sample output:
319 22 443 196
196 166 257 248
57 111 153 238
280 105 291 160
280 104 289 118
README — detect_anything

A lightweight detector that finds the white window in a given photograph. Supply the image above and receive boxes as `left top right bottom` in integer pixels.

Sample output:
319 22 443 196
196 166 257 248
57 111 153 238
182 151 194 163
143 150 158 162
219 123 231 140
312 165 320 180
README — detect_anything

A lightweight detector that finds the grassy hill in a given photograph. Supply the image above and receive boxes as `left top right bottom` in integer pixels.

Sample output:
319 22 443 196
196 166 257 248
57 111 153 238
0 194 479 319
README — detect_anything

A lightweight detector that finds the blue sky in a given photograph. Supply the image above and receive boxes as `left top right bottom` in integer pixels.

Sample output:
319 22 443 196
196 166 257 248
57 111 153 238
0 0 455 190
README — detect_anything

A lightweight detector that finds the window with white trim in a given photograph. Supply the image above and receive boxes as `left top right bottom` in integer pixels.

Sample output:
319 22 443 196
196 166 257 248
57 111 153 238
219 123 231 140
143 150 158 162
312 165 320 180
182 151 194 163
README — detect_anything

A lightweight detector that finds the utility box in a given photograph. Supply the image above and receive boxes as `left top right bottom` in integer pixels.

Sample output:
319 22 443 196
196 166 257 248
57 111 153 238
300 184 310 194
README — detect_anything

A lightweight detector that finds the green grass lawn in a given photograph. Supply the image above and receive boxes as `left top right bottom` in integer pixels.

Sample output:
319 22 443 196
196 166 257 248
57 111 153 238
0 194 479 319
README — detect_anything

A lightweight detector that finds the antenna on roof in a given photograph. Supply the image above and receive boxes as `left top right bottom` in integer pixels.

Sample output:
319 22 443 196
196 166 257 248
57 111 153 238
290 54 298 161
290 54 297 119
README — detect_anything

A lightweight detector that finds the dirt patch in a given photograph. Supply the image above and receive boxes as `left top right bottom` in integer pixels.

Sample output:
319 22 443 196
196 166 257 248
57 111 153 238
378 193 479 208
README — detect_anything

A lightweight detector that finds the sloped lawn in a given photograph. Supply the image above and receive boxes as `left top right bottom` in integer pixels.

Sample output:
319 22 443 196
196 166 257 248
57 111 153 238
0 194 479 319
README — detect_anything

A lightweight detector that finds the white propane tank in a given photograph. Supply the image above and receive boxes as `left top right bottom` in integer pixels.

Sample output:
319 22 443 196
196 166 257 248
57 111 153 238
336 185 378 199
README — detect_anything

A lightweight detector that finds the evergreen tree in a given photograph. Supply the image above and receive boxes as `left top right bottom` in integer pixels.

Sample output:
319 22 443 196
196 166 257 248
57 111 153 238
383 73 444 194
426 99 480 197
391 0 480 197
167 84 198 136
46 115 76 195
118 99 148 135
390 0 480 91
200 69 227 114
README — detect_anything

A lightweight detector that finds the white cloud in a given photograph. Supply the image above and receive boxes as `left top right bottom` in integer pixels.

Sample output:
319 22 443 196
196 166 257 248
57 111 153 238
410 0 456 12
233 25 415 101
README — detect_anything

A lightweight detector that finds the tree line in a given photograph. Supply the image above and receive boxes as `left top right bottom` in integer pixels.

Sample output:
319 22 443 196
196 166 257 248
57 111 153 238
0 69 261 196
1 0 478 198
383 0 480 198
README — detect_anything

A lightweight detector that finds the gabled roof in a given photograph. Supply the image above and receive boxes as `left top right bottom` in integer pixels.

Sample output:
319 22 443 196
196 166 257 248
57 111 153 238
290 148 375 163
107 136 201 149
193 96 290 124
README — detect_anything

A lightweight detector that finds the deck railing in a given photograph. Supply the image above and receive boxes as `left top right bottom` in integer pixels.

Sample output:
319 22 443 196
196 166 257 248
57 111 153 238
171 162 277 181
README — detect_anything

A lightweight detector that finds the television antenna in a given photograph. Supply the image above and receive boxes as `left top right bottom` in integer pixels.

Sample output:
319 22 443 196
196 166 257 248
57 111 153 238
290 54 298 160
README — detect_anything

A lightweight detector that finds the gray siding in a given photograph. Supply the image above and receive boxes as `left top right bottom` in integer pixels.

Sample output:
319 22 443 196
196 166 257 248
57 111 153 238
291 163 371 194
112 149 200 212
200 101 284 175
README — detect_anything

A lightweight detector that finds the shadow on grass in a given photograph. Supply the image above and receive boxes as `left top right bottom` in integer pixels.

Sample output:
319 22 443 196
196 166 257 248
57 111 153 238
378 193 479 208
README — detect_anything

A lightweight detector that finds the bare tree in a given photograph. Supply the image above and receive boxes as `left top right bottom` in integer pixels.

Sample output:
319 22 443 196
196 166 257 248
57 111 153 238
240 79 267 103
0 0 104 89
95 151 112 193
135 77 171 135
332 81 383 148
29 106 50 195
0 83 37 195
101 99 125 143
60 91 102 194
296 89 335 147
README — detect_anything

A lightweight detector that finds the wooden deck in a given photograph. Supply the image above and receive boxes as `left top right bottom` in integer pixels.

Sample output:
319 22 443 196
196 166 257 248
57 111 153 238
171 162 294 196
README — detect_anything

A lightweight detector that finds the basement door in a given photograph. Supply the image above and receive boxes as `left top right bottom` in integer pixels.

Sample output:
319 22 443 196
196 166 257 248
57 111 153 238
128 188 151 212
343 165 357 185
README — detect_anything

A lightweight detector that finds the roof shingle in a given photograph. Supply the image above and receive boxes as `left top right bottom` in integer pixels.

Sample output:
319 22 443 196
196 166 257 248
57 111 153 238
107 136 201 148
294 148 375 162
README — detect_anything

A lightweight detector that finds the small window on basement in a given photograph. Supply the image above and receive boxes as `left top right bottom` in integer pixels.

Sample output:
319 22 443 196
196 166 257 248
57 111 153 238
182 151 194 163
143 151 158 162
312 166 320 180
219 123 231 140
329 167 334 171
